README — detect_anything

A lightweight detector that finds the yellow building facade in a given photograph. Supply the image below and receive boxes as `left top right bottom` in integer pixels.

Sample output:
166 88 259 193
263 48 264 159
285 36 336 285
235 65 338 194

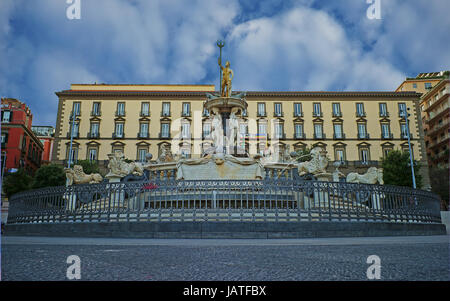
53 84 430 186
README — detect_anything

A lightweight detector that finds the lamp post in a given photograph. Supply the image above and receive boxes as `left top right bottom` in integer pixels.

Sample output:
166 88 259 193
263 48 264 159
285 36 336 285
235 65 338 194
401 107 417 190
67 110 76 169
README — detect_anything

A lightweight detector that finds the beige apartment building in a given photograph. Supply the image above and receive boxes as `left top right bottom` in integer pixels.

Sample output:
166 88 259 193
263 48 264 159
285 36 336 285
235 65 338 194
53 84 430 186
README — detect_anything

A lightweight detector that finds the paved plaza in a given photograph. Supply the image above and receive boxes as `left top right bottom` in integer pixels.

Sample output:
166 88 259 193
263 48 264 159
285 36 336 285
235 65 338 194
1 235 449 281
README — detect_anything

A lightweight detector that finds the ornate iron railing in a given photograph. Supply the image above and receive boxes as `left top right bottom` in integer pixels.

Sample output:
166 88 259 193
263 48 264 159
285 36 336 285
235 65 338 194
7 179 442 224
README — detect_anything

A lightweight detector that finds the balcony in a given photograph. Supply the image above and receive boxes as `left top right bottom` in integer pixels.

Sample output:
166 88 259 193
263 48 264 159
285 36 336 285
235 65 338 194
69 111 81 118
159 133 171 139
202 133 212 140
66 132 79 139
354 160 378 168
427 122 450 137
91 110 101 117
333 133 346 140
181 111 191 117
293 112 303 118
334 160 348 167
314 133 326 139
115 111 126 117
273 112 284 117
161 111 171 117
88 132 100 139
379 112 390 118
313 112 323 118
356 112 366 117
273 133 286 140
401 133 413 140
294 132 305 139
257 112 267 117
381 133 394 140
357 133 370 140
140 111 150 117
113 132 125 139
138 132 149 139
332 112 342 118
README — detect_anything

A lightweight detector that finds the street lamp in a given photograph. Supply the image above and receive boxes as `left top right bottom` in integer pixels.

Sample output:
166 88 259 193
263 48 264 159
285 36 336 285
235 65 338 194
401 107 417 189
67 110 76 169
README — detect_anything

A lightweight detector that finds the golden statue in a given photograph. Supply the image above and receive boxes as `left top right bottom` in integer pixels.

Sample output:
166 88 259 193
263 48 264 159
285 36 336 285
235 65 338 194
219 58 234 97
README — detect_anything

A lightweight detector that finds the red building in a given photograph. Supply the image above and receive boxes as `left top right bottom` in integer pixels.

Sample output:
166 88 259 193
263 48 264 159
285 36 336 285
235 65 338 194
1 98 44 175
32 126 55 165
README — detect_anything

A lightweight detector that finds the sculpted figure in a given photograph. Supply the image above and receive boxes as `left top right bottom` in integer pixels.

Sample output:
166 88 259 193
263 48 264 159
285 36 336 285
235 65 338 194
211 110 223 152
218 58 234 97
346 167 384 185
228 108 239 149
297 147 329 176
106 151 144 178
65 165 103 186
157 145 174 163
332 161 345 182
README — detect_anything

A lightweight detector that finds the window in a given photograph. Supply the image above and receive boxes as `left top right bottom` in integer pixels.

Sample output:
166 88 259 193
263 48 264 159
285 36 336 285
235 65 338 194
314 123 323 139
141 102 150 116
90 123 99 138
116 102 125 116
1 133 7 146
294 103 302 117
425 82 432 89
313 103 322 117
139 123 149 138
379 103 388 117
335 149 345 161
274 122 284 139
359 148 369 163
71 122 79 137
332 103 341 117
138 149 147 162
115 123 124 138
181 122 190 139
72 102 81 116
383 147 393 158
258 122 267 137
239 123 248 138
400 123 408 138
334 123 343 139
241 108 248 117
398 103 407 117
88 148 97 162
182 103 191 117
180 144 191 159
358 123 367 139
161 123 170 138
274 103 282 117
2 111 11 123
381 123 391 139
92 102 101 116
257 103 266 116
412 83 417 89
294 123 304 139
203 107 210 117
203 123 211 138
68 148 79 164
162 103 170 116
356 103 365 117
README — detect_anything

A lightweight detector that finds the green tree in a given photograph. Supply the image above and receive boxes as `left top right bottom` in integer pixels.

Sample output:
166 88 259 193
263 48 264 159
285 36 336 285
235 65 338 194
77 160 100 175
381 150 422 188
3 169 33 197
32 164 66 189
294 147 312 162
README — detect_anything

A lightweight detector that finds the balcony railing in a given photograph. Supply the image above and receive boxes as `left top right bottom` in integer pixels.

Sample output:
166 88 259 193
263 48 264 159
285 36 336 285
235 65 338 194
91 110 101 117
273 133 286 140
273 112 284 117
140 111 150 117
356 112 366 117
159 133 171 139
115 111 126 117
88 132 100 139
294 133 305 139
354 160 378 168
357 133 370 139
181 111 191 117
314 133 326 139
113 132 125 139
333 133 346 139
381 133 394 139
161 111 171 117
138 132 149 139
293 112 303 117
66 132 79 139
257 112 267 117
332 112 342 117
401 133 413 140
379 112 389 118
313 112 323 117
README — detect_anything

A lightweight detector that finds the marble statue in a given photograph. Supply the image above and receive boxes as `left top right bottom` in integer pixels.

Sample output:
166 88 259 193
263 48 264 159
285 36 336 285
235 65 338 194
228 108 239 149
332 161 345 182
65 165 103 186
297 147 329 176
211 109 224 153
106 151 144 178
157 145 174 163
346 167 384 185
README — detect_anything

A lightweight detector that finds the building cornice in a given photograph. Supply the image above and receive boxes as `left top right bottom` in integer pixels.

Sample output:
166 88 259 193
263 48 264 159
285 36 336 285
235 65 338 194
55 90 421 98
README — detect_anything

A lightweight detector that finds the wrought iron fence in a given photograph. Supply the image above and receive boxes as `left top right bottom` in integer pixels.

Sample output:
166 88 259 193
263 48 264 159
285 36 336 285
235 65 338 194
7 179 442 224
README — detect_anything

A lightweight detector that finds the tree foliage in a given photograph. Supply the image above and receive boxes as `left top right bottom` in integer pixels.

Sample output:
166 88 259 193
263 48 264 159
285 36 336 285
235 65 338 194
77 160 100 175
381 150 422 188
32 164 66 189
294 147 312 162
3 169 33 198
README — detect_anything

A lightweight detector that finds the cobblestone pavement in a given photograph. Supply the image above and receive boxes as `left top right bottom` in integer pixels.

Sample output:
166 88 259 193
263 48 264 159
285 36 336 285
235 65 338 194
2 236 449 281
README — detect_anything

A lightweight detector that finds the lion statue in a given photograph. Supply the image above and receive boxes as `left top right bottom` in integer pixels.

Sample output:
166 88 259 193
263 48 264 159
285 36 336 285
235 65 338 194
297 147 329 176
65 165 103 186
106 151 144 178
346 167 384 185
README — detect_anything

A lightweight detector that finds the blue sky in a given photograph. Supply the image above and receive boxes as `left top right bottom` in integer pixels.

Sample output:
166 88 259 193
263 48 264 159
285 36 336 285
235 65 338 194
1 0 449 126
